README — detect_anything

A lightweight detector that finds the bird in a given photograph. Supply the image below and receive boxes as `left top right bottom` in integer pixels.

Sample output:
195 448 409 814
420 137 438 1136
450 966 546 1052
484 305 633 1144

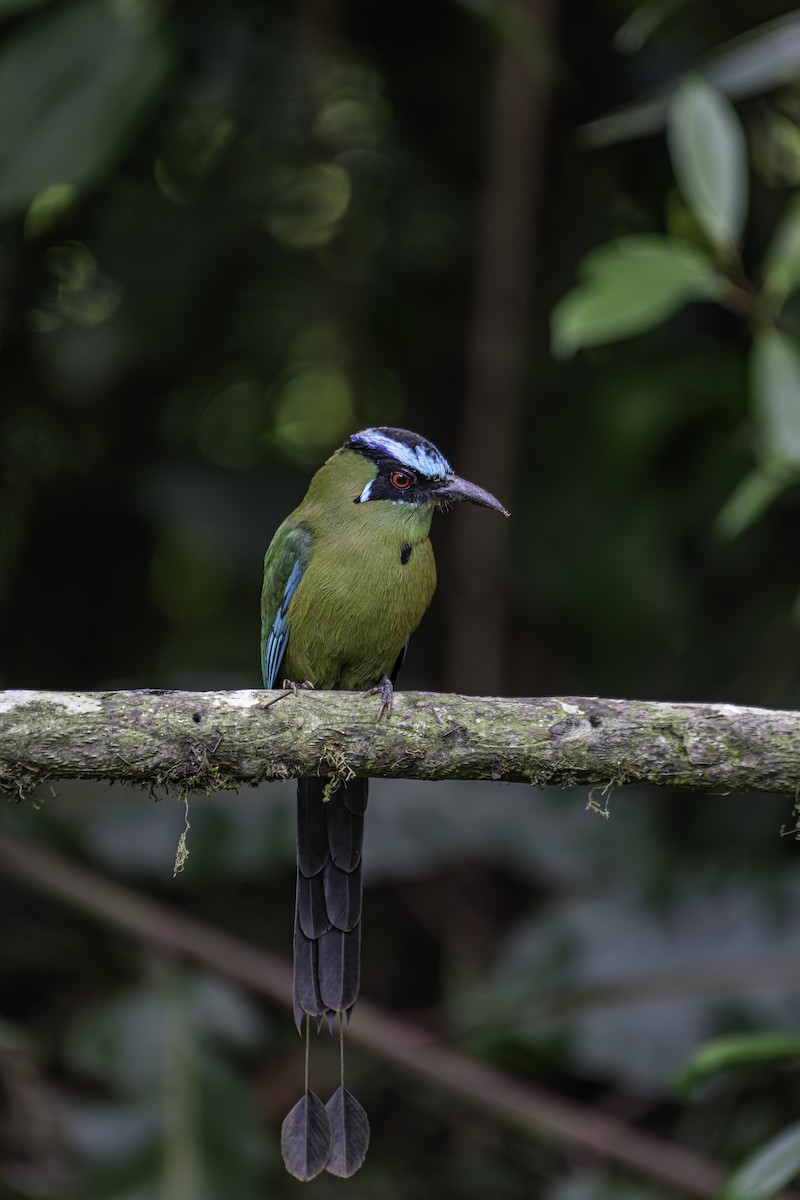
260 426 508 1180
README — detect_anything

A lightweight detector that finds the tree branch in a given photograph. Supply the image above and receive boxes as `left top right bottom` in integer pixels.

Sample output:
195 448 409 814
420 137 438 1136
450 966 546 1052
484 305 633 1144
1 690 798 796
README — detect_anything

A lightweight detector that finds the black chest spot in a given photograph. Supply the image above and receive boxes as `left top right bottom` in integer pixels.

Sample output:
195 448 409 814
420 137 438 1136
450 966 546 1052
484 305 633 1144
400 542 412 566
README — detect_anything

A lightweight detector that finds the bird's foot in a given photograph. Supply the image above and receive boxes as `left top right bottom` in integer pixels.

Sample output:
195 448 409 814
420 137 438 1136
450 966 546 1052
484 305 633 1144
365 674 394 721
263 680 314 709
282 679 315 695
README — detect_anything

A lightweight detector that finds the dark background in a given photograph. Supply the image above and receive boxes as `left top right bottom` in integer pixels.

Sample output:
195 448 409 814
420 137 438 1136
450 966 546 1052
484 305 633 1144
1 1 799 1197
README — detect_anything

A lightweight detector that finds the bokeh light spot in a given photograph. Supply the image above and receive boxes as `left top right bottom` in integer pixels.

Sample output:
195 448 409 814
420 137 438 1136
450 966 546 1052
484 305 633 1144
265 163 351 251
24 183 77 239
272 364 354 463
314 96 389 149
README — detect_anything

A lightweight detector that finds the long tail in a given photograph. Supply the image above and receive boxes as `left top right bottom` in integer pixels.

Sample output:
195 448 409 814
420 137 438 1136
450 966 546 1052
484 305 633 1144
293 775 367 1030
281 776 370 1181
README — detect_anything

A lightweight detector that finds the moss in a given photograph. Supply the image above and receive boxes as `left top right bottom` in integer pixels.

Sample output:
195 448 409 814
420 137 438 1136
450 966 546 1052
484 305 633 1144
1 763 51 802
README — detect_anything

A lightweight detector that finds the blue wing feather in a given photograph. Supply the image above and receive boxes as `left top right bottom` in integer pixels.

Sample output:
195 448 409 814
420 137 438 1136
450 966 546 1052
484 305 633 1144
260 523 312 688
263 558 305 688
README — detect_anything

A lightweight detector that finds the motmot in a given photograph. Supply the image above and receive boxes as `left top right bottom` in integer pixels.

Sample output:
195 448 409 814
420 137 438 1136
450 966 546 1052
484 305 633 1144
260 426 508 1179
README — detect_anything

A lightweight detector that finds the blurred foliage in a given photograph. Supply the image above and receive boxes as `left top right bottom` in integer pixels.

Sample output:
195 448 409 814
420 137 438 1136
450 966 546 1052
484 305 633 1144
63 965 272 1200
552 70 800 540
717 1120 800 1200
2 0 800 1198
676 1032 800 1095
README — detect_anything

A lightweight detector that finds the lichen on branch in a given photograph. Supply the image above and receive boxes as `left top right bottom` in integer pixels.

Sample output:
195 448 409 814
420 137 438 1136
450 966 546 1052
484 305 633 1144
0 689 798 799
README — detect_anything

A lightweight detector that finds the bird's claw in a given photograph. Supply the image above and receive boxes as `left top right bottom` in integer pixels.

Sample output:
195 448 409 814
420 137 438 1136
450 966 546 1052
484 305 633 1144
366 674 394 721
263 680 314 709
282 679 315 695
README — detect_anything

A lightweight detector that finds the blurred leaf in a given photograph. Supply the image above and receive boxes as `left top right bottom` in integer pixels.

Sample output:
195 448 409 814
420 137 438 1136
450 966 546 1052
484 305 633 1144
717 1120 800 1200
751 111 800 189
676 1033 800 1095
751 329 800 468
551 234 722 358
667 76 748 252
582 12 800 147
716 331 800 536
0 0 173 219
762 193 800 306
715 468 789 539
614 0 689 54
664 186 714 255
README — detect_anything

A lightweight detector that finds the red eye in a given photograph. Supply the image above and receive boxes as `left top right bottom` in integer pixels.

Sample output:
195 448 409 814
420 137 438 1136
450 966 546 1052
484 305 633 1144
391 471 412 490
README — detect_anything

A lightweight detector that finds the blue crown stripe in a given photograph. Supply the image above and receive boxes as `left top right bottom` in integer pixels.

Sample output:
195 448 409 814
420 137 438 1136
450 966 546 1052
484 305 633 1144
353 429 452 479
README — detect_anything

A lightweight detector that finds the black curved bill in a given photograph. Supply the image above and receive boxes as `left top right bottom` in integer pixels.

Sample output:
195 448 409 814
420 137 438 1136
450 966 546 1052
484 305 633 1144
435 474 509 516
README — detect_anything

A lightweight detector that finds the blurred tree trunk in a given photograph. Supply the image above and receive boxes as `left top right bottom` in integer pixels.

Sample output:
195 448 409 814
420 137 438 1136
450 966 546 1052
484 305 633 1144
446 0 556 694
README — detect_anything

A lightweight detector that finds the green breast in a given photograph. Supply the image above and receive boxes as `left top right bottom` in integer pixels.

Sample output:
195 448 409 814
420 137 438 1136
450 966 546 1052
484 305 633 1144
284 512 437 690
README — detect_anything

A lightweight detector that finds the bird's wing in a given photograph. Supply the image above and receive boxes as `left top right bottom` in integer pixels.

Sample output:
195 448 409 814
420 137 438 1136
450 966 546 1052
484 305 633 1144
260 522 313 688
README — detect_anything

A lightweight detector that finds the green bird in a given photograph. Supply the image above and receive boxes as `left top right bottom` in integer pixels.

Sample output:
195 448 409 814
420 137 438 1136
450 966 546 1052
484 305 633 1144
260 426 508 1180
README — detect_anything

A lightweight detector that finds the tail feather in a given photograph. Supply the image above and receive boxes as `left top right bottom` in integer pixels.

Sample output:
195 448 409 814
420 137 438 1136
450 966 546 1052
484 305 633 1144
326 801 363 870
324 859 362 930
318 926 361 1012
294 777 367 1025
341 784 369 817
297 872 332 939
293 928 325 1029
296 779 328 876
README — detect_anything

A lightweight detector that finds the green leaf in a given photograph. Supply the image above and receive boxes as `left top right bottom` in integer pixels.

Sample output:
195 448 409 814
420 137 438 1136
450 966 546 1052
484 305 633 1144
752 329 800 468
762 192 800 307
715 468 789 539
676 1033 800 1095
667 75 748 252
0 0 174 220
718 1121 800 1200
551 234 722 358
582 12 800 147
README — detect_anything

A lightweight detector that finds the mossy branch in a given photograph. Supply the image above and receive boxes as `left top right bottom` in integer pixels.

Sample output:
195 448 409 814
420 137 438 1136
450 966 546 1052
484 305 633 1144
0 689 798 797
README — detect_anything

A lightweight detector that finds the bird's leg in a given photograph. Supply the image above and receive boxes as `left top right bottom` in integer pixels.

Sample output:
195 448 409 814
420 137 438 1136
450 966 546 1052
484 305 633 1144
262 680 314 710
365 673 394 720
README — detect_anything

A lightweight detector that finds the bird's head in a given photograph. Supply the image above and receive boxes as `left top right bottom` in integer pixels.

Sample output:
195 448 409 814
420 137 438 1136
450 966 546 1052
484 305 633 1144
342 427 509 517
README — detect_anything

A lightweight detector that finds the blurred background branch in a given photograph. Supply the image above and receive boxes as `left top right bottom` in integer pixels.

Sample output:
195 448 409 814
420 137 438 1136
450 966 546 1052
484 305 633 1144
0 828 744 1200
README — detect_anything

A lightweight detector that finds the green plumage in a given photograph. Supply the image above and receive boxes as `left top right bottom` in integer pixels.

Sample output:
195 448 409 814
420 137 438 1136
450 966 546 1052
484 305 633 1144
261 447 437 690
